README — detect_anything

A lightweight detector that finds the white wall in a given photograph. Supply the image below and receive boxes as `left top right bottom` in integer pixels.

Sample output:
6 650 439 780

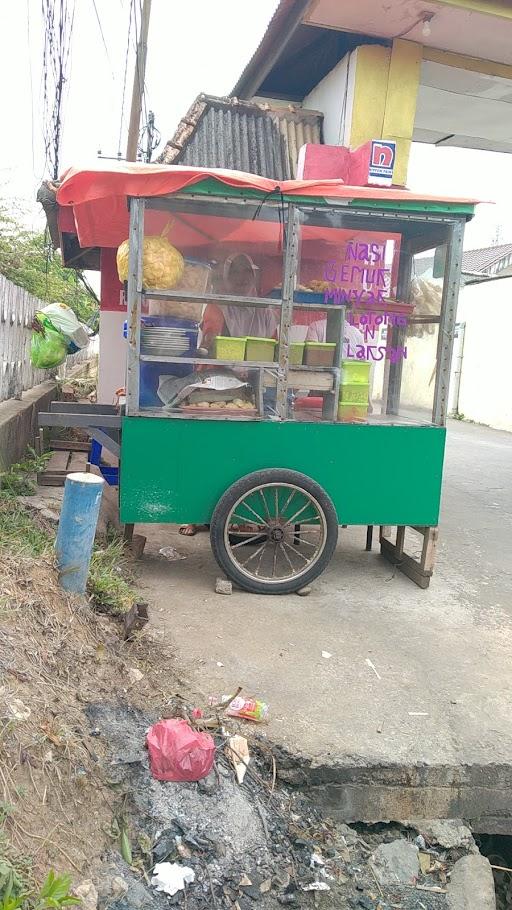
303 53 354 146
457 277 512 432
97 311 126 405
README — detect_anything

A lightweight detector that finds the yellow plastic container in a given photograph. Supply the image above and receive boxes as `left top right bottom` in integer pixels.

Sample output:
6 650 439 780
245 337 277 362
338 401 369 423
289 342 305 365
341 359 371 384
304 342 336 367
214 336 246 361
340 382 369 403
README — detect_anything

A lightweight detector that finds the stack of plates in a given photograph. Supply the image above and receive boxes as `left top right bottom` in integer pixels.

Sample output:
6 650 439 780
140 326 195 357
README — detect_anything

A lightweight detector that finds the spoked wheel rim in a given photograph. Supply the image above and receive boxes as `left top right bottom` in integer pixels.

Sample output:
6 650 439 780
223 482 328 586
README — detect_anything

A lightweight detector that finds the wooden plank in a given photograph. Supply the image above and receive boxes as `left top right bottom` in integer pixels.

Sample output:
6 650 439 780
38 473 67 487
50 438 90 452
46 451 71 473
69 452 89 473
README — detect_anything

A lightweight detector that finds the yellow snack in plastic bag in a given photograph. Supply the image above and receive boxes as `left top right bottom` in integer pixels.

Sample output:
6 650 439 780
116 235 184 289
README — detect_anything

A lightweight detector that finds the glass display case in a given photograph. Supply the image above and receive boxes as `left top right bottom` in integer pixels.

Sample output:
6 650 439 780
125 192 461 431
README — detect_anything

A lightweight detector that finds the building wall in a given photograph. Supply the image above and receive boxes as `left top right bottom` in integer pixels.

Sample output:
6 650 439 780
303 53 353 145
457 277 512 432
97 248 126 405
397 277 512 432
97 311 126 405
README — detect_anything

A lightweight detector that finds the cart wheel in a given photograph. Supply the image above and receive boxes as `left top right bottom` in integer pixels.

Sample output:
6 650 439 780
210 469 338 595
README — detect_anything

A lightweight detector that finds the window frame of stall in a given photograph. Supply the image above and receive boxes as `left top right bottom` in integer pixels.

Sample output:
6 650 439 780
125 190 465 427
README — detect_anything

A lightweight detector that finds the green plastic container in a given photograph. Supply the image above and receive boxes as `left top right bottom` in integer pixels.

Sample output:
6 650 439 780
289 342 305 366
304 342 336 367
245 337 277 362
338 401 369 423
214 336 246 361
340 382 369 403
341 359 371 384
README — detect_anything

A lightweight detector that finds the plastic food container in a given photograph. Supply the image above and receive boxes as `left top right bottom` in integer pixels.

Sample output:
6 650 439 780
245 337 277 362
289 342 305 365
338 401 369 423
340 382 369 403
214 336 246 361
341 359 371 384
304 342 336 367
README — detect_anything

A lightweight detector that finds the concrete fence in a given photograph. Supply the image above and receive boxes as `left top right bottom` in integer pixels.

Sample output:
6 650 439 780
0 274 94 403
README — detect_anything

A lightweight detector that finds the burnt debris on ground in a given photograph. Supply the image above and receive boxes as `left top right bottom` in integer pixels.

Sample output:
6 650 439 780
87 701 486 910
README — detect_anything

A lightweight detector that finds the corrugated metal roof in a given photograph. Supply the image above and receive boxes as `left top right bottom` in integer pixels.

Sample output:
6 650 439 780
462 242 512 274
157 94 323 180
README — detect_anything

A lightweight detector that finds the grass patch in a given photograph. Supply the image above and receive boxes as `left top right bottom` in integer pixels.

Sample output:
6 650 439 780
0 450 50 497
0 812 79 910
87 535 136 615
1 448 136 615
0 497 51 558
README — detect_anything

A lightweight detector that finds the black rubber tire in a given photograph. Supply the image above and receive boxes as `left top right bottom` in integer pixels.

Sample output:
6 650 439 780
210 468 339 595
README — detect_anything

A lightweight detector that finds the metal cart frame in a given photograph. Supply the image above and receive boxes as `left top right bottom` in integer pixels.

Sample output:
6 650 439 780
41 178 471 594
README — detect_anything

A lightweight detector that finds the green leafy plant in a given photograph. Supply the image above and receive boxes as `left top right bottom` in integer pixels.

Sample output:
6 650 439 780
0 201 97 323
32 872 80 910
0 448 51 496
0 860 25 910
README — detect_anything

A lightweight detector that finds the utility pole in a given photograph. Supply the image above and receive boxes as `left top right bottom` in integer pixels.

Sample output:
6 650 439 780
126 0 152 162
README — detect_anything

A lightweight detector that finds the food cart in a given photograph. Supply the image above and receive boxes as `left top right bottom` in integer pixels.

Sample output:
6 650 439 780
43 165 477 594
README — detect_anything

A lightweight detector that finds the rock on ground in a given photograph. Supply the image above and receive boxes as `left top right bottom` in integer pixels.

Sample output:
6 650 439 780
74 880 98 910
215 578 232 595
447 855 496 910
372 838 420 886
408 818 477 852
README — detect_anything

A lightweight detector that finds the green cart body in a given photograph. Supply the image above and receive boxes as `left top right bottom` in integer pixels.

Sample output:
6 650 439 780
120 418 445 528
106 171 473 592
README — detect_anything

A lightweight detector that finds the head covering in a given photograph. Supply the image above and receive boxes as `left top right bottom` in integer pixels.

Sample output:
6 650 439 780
221 253 278 339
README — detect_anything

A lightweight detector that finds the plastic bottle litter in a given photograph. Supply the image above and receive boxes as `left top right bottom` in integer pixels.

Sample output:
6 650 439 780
209 695 269 723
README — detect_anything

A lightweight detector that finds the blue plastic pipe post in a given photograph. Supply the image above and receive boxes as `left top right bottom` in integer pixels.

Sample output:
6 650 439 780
55 472 105 594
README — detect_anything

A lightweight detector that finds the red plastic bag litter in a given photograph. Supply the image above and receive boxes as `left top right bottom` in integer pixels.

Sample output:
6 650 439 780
146 719 215 782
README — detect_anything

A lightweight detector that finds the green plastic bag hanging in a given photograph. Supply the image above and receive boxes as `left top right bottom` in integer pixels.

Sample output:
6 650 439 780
30 313 68 369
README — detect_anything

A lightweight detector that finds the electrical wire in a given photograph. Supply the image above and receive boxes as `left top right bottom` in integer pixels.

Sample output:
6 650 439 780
41 0 76 180
118 0 134 154
26 0 36 176
91 0 116 80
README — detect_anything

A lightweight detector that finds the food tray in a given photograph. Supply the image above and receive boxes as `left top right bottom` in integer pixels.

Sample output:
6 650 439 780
180 406 258 416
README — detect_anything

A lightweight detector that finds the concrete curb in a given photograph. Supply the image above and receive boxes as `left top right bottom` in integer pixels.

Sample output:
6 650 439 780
276 755 512 834
0 381 58 470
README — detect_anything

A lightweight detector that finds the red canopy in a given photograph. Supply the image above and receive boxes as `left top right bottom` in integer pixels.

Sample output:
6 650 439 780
57 163 479 250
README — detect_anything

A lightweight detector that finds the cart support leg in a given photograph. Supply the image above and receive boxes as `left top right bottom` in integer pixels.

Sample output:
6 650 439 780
365 525 373 551
379 525 438 589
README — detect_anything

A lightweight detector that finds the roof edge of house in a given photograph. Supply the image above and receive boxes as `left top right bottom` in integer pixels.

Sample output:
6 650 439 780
157 93 323 166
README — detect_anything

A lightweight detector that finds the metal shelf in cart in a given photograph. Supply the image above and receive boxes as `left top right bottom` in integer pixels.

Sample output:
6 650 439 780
126 196 345 424
55 167 474 594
